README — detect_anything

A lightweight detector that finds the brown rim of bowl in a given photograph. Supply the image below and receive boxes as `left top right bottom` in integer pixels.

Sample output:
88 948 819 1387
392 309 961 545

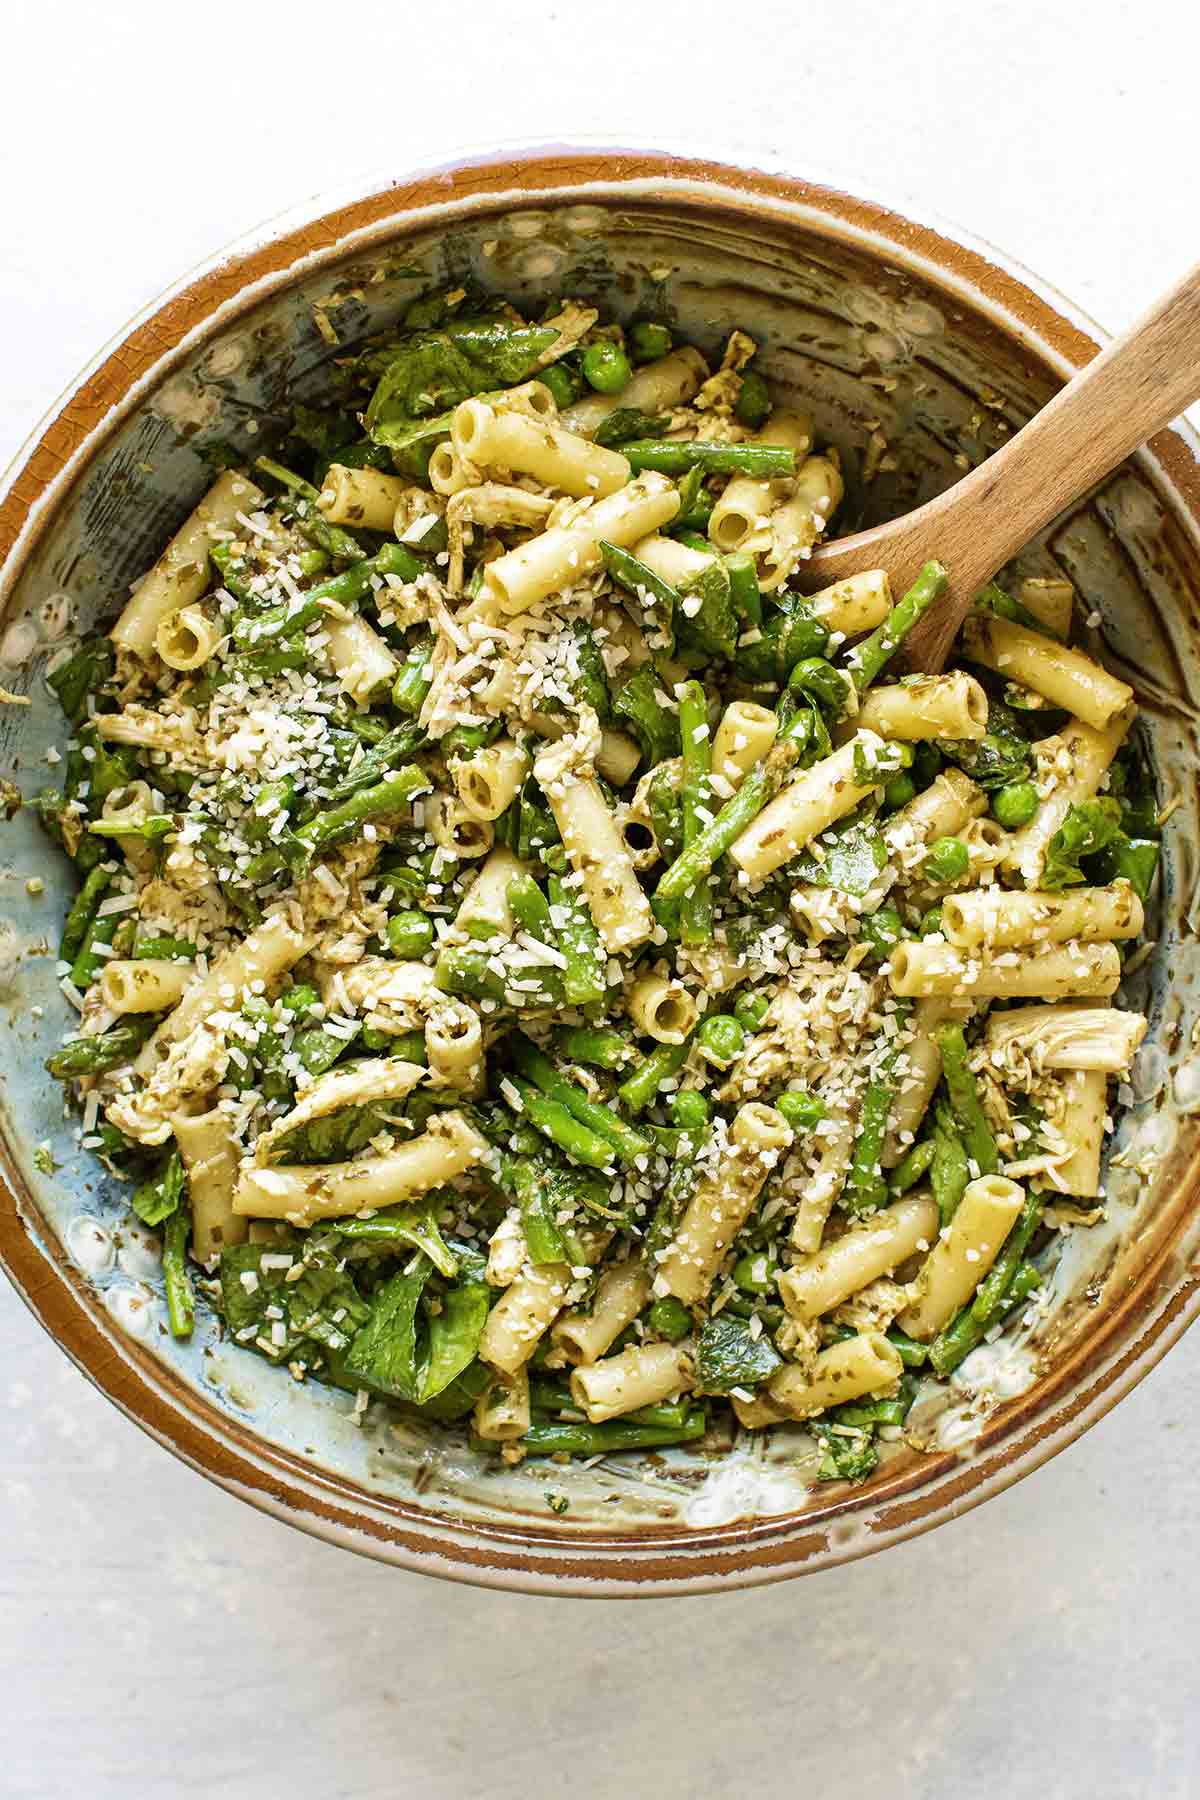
2 147 1199 1597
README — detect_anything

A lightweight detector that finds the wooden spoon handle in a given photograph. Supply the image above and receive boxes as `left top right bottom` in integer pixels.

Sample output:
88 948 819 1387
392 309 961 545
801 257 1200 671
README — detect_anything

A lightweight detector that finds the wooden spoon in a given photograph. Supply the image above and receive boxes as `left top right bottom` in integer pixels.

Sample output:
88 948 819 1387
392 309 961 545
794 259 1200 672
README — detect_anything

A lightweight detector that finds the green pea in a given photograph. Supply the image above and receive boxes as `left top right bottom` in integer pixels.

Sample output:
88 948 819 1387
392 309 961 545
733 990 771 1032
733 1251 776 1295
910 743 943 789
734 369 771 428
860 905 904 959
670 1089 710 1130
279 982 320 1018
919 905 944 938
696 1013 746 1069
628 320 672 363
581 342 632 394
538 362 581 408
297 548 330 578
991 779 1039 828
648 1296 692 1342
775 1088 825 1131
387 910 435 958
883 771 916 810
923 835 970 884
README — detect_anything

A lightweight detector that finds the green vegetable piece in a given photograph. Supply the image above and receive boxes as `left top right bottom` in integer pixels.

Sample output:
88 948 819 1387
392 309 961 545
512 1078 617 1169
678 679 714 946
733 1251 776 1295
810 1422 880 1484
617 1038 691 1115
883 771 916 811
537 362 581 409
775 1089 826 1131
629 320 673 363
936 1024 1000 1177
555 1026 631 1071
512 1410 707 1458
341 1262 431 1400
547 872 607 1007
670 1089 710 1130
919 906 944 938
1041 799 1126 891
696 1014 745 1070
45 1017 157 1079
734 368 770 428
47 638 114 724
132 1150 186 1228
623 441 797 478
991 779 1039 828
930 1100 970 1227
695 1316 782 1393
733 990 770 1032
582 342 633 393
844 560 948 693
510 1035 651 1168
724 550 763 629
860 905 904 960
923 835 970 885
387 910 434 958
888 1139 935 1195
162 1199 195 1341
648 1295 692 1342
612 667 680 768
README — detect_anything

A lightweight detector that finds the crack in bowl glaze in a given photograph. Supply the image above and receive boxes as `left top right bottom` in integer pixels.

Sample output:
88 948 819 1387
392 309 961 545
1 148 1198 1595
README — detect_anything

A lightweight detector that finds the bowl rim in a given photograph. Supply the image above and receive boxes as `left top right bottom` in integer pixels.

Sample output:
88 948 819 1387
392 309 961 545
2 142 1199 1597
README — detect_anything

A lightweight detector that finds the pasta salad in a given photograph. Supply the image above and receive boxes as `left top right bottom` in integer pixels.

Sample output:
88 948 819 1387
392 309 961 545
34 287 1159 1482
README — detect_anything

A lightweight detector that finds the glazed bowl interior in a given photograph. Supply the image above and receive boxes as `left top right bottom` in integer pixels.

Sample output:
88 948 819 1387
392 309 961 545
2 154 1199 1594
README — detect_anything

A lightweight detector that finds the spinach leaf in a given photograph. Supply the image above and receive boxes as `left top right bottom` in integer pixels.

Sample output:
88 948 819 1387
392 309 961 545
365 320 559 440
1042 799 1125 890
695 1316 782 1393
132 1150 185 1228
612 667 680 768
790 810 885 896
219 1240 371 1366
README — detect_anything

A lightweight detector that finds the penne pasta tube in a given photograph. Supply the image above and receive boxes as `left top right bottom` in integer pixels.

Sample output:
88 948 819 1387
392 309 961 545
172 1107 246 1264
889 939 1121 1001
428 443 474 495
1050 1068 1108 1196
707 410 814 553
899 1174 1027 1339
474 1368 531 1441
451 400 630 497
790 1115 855 1252
630 533 714 588
534 748 654 953
626 971 698 1044
657 1103 792 1304
561 346 708 436
100 958 194 1016
1018 577 1075 637
483 472 680 614
883 996 973 1164
426 791 494 860
323 613 398 705
137 913 312 1073
527 712 641 788
983 1004 1147 1075
759 453 844 591
807 570 893 637
318 464 411 530
779 1195 939 1322
767 1332 903 1420
453 738 530 822
942 882 1143 950
425 1001 484 1090
454 846 527 938
232 1110 490 1226
478 1261 572 1375
99 781 159 875
1004 706 1136 887
961 615 1134 731
569 1342 694 1423
730 733 894 882
111 470 264 658
154 604 223 671
885 768 987 862
474 1368 531 1442
552 1263 653 1366
711 701 778 791
857 672 988 741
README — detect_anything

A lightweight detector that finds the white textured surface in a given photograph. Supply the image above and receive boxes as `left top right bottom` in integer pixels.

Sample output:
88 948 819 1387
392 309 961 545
2 2 1199 1795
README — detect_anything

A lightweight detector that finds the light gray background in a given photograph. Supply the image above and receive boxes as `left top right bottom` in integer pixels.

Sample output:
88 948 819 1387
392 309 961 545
2 3 1197 1795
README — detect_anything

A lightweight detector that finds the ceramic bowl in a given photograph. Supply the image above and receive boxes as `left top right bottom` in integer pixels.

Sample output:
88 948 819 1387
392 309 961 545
2 148 1198 1597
